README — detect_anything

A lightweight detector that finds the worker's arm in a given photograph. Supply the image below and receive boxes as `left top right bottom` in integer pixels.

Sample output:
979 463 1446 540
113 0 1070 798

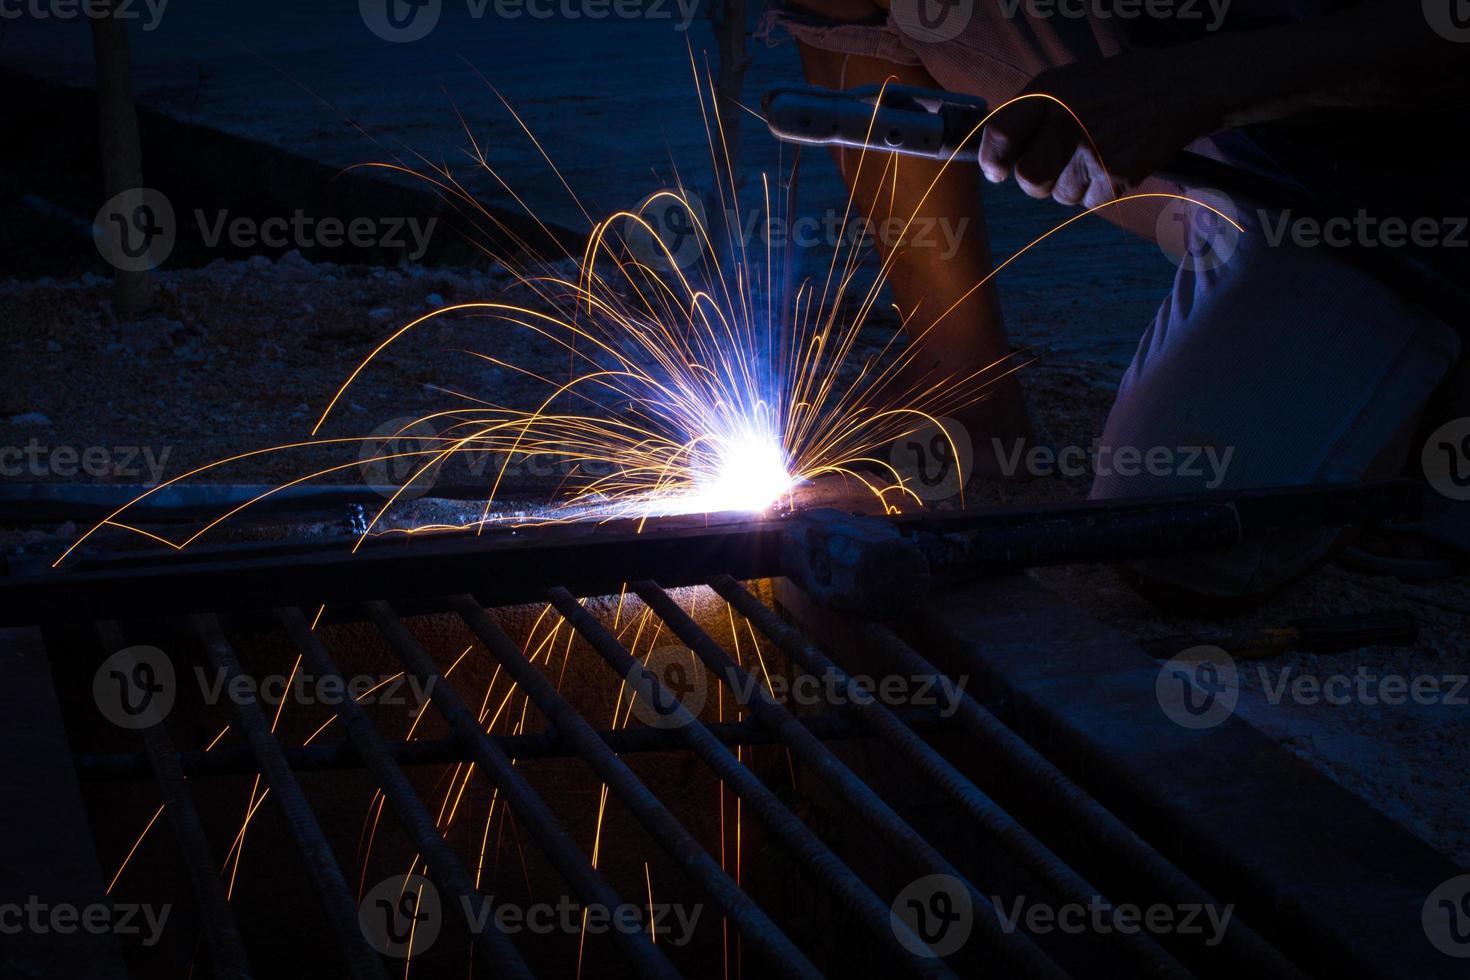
794 37 1037 467
979 0 1470 206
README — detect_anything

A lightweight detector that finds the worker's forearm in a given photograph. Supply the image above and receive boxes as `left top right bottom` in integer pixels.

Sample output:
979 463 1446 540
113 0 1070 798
1174 0 1470 132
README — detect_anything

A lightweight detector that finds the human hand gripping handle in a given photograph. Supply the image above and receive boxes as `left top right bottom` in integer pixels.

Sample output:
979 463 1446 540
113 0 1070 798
977 50 1227 209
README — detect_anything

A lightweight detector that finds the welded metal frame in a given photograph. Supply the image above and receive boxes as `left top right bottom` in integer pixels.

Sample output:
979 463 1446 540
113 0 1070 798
48 576 1308 980
10 481 1454 977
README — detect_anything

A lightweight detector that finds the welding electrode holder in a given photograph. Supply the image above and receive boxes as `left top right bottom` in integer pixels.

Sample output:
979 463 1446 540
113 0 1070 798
762 84 990 163
761 83 1242 191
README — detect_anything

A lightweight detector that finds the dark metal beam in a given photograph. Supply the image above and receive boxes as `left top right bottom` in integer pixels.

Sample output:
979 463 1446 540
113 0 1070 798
0 517 785 627
2 481 1428 628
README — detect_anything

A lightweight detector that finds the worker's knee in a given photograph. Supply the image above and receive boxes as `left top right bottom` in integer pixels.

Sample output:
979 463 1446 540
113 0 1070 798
1088 214 1460 606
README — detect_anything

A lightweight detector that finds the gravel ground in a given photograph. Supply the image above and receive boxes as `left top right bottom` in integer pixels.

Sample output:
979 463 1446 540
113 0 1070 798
2 247 1465 872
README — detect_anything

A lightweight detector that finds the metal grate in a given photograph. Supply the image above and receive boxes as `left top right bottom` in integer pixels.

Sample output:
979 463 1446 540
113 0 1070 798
2 514 1336 980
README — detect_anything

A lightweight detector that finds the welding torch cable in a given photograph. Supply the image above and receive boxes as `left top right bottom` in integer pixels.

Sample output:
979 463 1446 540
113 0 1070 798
359 601 683 980
190 614 389 980
858 623 1308 980
707 577 1195 980
440 595 826 980
630 583 1071 980
276 608 535 980
95 621 254 980
539 587 961 980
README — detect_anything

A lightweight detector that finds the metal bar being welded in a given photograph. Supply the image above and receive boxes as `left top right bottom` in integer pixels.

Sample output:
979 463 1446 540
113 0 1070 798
710 578 1193 980
191 614 388 980
94 620 253 980
362 600 683 980
857 622 1306 980
782 481 1429 615
629 583 1069 980
74 708 967 781
2 518 783 627
3 483 1426 629
441 593 825 980
539 587 959 980
275 607 534 980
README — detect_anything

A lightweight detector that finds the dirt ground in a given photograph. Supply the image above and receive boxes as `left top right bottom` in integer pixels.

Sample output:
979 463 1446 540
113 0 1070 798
2 252 1466 873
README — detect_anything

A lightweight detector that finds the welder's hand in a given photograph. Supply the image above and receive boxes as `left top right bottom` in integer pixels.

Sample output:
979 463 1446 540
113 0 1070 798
978 53 1223 209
